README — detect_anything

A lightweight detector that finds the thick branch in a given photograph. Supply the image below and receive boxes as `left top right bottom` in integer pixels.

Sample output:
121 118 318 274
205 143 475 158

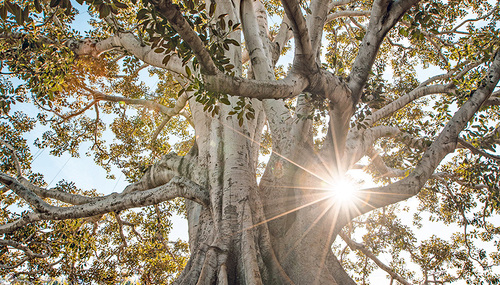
328 0 357 10
281 0 313 58
347 0 420 105
0 173 55 213
272 17 293 63
70 33 186 76
85 87 187 118
367 148 406 178
0 175 208 234
203 72 308 99
308 0 331 54
364 84 453 126
241 0 293 141
484 90 500 106
18 177 98 205
151 0 218 75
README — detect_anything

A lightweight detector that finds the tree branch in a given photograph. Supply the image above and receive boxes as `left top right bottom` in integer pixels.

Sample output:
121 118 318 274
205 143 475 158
328 0 357 10
367 147 406 178
339 232 411 285
326 10 371 23
0 175 208 234
347 0 420 105
0 139 22 176
0 173 56 213
418 61 482 88
70 33 186 76
308 0 332 55
457 138 500 162
483 90 500 106
203 72 308 99
0 239 52 259
83 86 188 119
150 92 190 144
151 0 218 75
363 84 453 127
437 3 499 35
281 0 313 59
272 17 293 63
18 177 99 205
57 100 98 122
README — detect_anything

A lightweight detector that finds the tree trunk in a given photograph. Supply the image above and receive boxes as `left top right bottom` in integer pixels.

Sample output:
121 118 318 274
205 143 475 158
177 114 355 284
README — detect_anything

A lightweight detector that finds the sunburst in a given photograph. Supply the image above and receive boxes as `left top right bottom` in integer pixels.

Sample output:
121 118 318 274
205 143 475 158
325 176 360 205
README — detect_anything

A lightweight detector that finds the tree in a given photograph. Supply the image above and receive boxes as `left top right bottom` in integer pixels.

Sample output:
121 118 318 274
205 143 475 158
0 0 499 283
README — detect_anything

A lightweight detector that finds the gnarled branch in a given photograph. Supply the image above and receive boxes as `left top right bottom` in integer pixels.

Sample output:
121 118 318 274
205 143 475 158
0 175 209 234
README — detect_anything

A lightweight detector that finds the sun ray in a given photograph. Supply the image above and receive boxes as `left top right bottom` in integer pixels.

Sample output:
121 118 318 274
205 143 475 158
315 205 342 285
219 120 333 184
282 200 337 261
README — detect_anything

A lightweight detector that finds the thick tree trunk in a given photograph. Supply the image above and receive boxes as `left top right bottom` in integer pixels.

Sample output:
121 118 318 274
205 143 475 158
172 96 354 284
174 127 360 284
177 137 347 284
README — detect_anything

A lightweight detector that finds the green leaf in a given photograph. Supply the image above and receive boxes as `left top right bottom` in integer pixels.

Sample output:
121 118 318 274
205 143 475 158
162 55 171 66
0 5 7 21
208 2 216 17
50 0 62 8
225 39 240 46
22 6 29 22
137 9 149 20
34 0 42 13
220 97 230 105
220 18 225 30
177 88 185 97
245 112 254 120
12 3 22 25
186 0 194 11
112 0 128 9
98 4 111 18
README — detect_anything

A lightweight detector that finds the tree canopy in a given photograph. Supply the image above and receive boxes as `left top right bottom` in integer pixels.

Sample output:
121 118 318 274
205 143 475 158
0 0 499 284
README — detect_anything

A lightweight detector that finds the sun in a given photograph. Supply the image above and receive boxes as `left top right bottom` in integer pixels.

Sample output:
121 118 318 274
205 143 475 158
326 177 359 204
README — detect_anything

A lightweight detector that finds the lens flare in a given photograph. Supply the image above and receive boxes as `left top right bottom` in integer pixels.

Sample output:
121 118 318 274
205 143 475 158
327 178 358 204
